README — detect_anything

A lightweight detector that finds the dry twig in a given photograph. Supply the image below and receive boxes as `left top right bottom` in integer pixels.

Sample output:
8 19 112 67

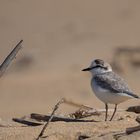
0 40 23 77
36 98 65 140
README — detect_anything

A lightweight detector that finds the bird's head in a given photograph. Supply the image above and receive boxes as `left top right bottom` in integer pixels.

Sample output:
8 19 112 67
82 59 112 75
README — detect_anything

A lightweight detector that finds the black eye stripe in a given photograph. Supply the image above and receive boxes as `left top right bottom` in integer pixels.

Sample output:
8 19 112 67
82 65 108 71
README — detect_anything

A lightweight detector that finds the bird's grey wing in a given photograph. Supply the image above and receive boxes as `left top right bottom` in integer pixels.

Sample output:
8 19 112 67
94 72 139 98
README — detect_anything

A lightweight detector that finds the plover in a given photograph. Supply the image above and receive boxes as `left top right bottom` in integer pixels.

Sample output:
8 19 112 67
82 59 139 121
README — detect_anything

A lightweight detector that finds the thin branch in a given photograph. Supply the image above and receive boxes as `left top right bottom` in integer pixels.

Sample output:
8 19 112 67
0 40 23 77
36 98 65 140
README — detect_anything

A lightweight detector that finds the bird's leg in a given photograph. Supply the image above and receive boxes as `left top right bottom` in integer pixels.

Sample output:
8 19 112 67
110 104 117 121
105 103 108 121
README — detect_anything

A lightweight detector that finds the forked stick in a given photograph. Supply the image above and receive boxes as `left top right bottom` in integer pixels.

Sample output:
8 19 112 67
36 98 65 140
0 40 23 77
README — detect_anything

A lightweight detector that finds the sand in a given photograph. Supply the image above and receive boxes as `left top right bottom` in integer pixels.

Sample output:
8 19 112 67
0 111 139 140
0 0 140 139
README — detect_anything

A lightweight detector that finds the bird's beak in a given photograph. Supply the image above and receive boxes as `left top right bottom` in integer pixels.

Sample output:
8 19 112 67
82 67 92 71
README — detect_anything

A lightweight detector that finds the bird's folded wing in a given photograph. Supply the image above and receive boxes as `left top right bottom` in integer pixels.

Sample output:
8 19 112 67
94 72 139 98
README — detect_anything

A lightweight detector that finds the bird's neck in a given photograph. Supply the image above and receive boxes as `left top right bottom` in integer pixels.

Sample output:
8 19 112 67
91 70 112 77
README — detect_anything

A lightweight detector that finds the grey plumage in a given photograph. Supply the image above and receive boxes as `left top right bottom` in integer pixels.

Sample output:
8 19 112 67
93 72 139 98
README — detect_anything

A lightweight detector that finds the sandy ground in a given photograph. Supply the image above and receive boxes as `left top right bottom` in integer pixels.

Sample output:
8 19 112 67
0 0 140 139
0 111 139 140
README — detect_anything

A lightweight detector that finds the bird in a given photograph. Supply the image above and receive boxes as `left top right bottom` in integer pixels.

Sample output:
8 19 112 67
82 59 139 121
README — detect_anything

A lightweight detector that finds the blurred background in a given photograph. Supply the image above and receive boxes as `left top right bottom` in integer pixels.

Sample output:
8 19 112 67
0 0 140 119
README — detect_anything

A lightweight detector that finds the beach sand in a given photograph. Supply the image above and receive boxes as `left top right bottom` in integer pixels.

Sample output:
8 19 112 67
0 1 140 139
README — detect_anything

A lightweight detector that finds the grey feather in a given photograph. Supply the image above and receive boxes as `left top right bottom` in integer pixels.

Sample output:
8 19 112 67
94 72 139 98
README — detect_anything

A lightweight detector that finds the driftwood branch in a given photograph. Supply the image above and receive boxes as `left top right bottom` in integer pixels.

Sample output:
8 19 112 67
12 118 42 126
0 40 23 77
31 113 96 122
126 106 140 113
13 108 125 126
126 125 140 134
